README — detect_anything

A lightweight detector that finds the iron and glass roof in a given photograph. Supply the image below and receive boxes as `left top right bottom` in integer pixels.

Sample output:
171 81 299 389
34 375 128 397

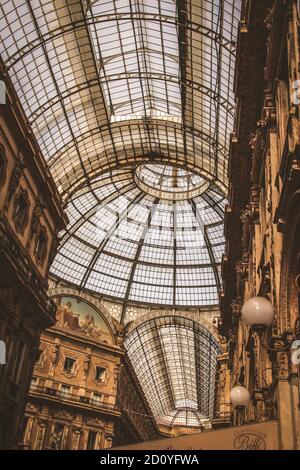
51 166 226 311
124 315 221 427
0 0 240 197
0 0 241 429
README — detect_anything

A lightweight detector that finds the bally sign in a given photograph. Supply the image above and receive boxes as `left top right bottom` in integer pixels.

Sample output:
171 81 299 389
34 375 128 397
113 421 279 450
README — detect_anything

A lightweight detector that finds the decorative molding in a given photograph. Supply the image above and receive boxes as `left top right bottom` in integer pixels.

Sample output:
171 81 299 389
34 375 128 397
249 185 260 224
12 187 30 234
83 353 91 376
53 409 73 420
4 159 25 210
279 190 300 332
48 233 60 266
34 225 48 266
85 417 105 427
50 343 60 366
91 362 109 388
126 309 220 342
60 353 79 379
29 206 41 239
274 350 290 381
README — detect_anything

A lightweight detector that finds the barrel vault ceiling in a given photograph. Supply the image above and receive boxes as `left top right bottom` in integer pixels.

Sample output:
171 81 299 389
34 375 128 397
0 0 241 428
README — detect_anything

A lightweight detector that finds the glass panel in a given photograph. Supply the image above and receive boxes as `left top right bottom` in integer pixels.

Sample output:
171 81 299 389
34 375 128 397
124 316 221 427
51 168 225 308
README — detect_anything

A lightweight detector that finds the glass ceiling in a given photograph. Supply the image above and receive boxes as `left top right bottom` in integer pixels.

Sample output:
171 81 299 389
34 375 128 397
51 166 226 314
0 0 241 196
0 0 241 429
124 316 221 427
135 164 210 200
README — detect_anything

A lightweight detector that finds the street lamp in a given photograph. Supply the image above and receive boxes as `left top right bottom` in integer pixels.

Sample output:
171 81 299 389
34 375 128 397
241 296 300 353
230 385 250 427
242 296 274 328
230 385 250 408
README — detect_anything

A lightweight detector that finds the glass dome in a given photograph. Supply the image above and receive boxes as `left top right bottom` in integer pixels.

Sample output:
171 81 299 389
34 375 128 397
135 164 210 200
51 165 226 309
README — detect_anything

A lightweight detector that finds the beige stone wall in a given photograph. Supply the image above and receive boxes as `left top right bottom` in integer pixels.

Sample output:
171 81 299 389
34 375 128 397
221 0 300 450
23 301 124 450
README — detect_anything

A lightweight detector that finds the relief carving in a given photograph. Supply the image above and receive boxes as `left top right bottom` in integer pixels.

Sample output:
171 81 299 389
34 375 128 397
4 159 25 210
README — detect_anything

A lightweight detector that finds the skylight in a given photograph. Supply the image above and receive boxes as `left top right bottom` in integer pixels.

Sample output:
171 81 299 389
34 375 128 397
87 0 181 122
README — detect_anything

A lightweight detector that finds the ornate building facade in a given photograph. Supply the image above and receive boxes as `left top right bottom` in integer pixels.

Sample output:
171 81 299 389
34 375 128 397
0 0 300 452
0 66 66 449
22 294 123 450
221 0 300 450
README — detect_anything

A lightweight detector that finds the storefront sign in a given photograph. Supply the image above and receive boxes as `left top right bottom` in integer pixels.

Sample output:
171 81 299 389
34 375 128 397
114 421 278 450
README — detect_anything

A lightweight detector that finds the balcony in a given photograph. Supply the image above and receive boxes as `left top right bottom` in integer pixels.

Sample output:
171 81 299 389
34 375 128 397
29 384 119 415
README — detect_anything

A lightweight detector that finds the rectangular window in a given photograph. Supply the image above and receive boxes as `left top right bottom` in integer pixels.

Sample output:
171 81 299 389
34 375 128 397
95 366 106 381
87 431 97 450
63 357 76 374
60 384 71 397
92 393 103 404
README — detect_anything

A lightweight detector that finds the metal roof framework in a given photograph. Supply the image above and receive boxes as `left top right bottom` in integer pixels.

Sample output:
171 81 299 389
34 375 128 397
124 315 221 427
0 0 240 197
50 167 226 313
0 0 241 428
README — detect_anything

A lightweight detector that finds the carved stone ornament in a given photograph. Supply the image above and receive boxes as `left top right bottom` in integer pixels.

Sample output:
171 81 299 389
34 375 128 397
240 207 250 226
231 299 242 325
86 417 105 427
113 364 120 388
26 403 39 413
253 398 265 421
34 348 45 370
4 159 25 210
30 206 41 239
276 351 290 380
250 186 260 223
50 343 59 365
53 409 73 420
83 354 91 376
49 234 60 266
12 187 30 234
249 132 258 153
218 335 228 354
235 260 248 279
264 6 274 32
71 429 81 450
34 225 49 266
